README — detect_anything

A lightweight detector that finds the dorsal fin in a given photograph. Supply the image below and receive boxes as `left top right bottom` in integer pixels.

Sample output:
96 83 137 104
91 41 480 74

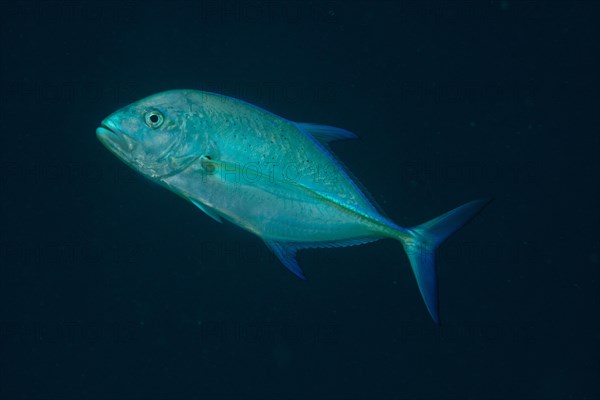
296 122 358 144
296 122 391 220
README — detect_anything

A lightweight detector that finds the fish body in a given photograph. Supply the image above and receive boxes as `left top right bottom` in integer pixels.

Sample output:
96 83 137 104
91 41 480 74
97 89 489 323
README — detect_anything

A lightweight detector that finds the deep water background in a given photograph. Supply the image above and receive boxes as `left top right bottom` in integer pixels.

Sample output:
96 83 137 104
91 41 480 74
1 1 598 399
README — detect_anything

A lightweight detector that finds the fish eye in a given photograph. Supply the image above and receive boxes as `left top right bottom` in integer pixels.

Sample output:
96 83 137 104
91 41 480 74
144 111 164 129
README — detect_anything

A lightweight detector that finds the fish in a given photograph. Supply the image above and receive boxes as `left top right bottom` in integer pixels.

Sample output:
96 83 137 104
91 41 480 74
96 89 490 323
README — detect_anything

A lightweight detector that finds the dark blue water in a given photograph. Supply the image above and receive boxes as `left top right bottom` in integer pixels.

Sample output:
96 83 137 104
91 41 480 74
1 1 598 399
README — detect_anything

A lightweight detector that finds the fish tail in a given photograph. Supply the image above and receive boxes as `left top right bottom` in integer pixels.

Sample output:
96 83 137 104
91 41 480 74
392 199 491 324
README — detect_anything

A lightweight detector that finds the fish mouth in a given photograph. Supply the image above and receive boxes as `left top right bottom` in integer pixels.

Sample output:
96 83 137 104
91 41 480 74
96 118 120 138
96 120 133 157
96 118 117 139
95 125 115 140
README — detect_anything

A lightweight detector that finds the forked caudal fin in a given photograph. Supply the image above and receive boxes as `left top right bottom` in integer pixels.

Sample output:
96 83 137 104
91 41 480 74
399 199 492 324
263 199 491 324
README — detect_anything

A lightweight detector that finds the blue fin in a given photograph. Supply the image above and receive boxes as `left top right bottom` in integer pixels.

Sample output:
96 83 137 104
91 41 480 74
296 122 358 143
264 237 379 280
400 199 492 324
264 241 306 280
296 122 390 219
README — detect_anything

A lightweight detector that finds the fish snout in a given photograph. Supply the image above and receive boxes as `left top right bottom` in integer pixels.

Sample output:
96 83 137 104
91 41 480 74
96 118 134 154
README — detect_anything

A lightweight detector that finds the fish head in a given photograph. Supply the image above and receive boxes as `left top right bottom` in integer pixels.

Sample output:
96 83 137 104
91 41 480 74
96 90 204 179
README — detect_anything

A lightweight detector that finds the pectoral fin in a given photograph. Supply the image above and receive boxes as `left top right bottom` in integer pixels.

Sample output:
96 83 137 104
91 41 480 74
264 241 306 280
190 199 222 223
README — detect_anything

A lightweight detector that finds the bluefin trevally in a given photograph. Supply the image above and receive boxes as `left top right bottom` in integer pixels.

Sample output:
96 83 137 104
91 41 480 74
96 89 490 323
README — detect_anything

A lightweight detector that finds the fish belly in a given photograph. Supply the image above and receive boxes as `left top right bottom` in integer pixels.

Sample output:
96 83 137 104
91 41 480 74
164 167 380 243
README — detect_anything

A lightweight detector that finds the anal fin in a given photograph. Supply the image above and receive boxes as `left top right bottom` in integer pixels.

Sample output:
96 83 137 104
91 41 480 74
264 241 306 280
264 237 379 280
